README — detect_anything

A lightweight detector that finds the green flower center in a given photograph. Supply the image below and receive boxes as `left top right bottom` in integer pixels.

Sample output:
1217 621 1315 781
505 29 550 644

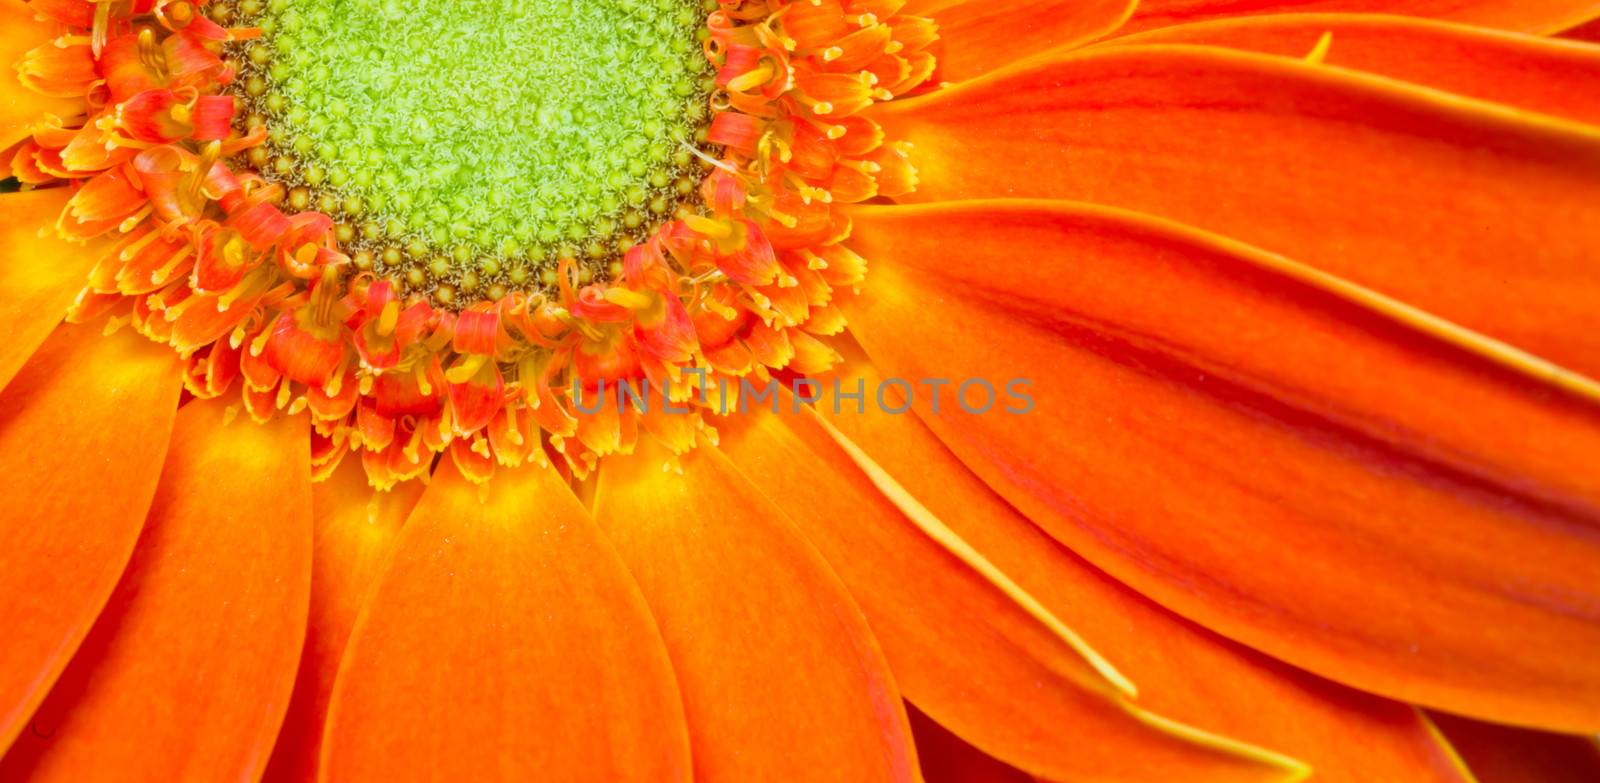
235 0 714 301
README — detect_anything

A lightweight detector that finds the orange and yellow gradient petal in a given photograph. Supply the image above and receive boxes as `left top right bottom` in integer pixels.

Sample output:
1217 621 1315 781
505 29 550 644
0 0 1598 781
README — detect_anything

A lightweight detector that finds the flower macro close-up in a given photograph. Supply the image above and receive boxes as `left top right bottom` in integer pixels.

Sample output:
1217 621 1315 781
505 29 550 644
3 0 1600 779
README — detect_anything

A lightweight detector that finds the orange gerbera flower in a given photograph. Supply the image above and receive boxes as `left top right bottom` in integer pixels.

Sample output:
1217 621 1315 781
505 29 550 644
2 0 1599 780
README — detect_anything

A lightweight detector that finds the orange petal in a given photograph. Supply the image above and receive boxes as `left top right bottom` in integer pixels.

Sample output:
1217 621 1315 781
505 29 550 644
1430 712 1600 783
1116 0 1600 36
720 407 1317 782
594 442 921 783
0 396 311 780
0 189 100 390
1104 13 1600 125
320 459 692 781
0 323 180 754
840 201 1600 733
907 705 1032 783
871 44 1600 378
261 457 422 783
731 387 1477 781
901 0 1136 81
0 0 80 149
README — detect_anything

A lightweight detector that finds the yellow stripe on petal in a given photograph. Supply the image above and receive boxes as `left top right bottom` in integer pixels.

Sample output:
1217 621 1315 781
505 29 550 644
1120 705 1311 781
841 200 1600 733
872 44 1600 380
725 360 1473 782
1116 0 1600 37
1429 711 1600 782
808 407 1137 700
900 0 1138 81
1104 13 1600 127
807 408 1309 781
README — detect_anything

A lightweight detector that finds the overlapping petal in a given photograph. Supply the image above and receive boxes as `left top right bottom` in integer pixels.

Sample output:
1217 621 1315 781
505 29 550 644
907 706 1032 783
871 44 1600 378
0 396 310 780
595 443 921 783
0 0 82 148
1117 0 1600 36
1105 13 1600 125
1 1 1594 779
840 201 1600 733
320 460 692 781
0 190 102 389
0 324 180 754
1430 712 1600 782
262 459 423 783
723 386 1473 781
1566 17 1600 41
901 0 1136 81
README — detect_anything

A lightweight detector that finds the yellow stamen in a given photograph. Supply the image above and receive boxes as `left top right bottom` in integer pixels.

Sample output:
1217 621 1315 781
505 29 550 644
376 300 401 337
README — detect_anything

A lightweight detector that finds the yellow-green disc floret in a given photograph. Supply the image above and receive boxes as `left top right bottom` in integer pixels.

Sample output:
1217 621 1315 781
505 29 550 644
241 0 712 284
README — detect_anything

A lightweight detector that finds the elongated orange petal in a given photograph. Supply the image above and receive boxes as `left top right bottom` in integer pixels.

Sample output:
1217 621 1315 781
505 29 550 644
1430 712 1600 783
720 408 1321 781
872 44 1600 378
320 460 691 781
907 706 1032 783
261 458 422 783
840 201 1600 733
0 0 80 149
824 368 1473 783
0 190 100 390
900 0 1136 81
732 389 1475 781
1116 0 1600 36
1 396 311 780
594 443 921 783
0 324 179 755
1105 13 1600 125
